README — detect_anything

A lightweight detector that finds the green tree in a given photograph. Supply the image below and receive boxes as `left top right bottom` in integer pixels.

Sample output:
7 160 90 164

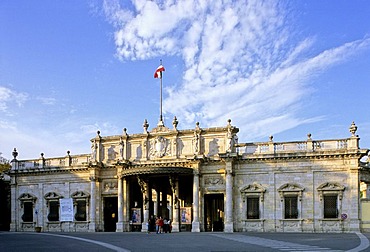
0 163 10 173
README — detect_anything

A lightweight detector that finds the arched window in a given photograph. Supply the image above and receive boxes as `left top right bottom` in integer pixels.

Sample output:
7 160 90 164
18 193 37 222
44 192 63 222
71 191 90 221
278 183 305 219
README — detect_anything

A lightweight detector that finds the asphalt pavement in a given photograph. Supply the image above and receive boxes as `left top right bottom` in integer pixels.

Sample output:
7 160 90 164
0 231 369 252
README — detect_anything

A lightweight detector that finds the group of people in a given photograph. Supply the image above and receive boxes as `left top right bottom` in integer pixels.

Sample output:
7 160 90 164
147 215 171 234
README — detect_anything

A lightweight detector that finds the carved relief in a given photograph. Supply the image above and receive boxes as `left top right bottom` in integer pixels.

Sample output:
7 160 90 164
277 183 305 201
107 145 116 160
71 191 90 199
104 181 117 191
317 182 345 201
208 138 219 156
44 192 63 200
204 176 224 185
240 183 266 202
149 136 171 158
19 193 37 201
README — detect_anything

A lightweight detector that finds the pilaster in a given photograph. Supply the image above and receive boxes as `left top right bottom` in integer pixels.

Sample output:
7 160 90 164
88 166 100 232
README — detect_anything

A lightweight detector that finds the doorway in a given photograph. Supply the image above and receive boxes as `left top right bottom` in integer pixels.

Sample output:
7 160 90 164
104 197 118 232
204 193 224 231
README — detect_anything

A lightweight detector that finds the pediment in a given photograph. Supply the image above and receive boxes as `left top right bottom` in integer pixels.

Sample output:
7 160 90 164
44 192 63 200
71 191 90 198
278 183 304 192
317 182 345 191
18 193 36 201
240 183 266 193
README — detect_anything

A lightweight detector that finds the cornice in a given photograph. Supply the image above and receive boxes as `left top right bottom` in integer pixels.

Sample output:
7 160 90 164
9 166 89 176
237 150 366 163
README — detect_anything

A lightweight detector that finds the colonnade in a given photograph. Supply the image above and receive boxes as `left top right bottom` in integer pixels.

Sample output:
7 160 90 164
87 158 235 233
111 170 204 233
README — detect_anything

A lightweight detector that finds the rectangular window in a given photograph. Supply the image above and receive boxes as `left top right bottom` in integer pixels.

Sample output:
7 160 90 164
48 201 59 221
247 197 259 219
75 200 87 221
284 196 298 219
324 195 338 218
22 202 33 222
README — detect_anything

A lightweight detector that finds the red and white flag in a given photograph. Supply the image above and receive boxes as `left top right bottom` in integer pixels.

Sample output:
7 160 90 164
154 65 165 78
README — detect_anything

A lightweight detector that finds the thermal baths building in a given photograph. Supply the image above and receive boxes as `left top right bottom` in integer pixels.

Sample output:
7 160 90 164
8 119 370 233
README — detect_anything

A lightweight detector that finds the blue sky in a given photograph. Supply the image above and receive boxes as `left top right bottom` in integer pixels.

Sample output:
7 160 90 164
1 0 370 160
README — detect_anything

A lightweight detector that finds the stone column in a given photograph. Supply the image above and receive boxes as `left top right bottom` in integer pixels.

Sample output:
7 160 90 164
154 189 159 217
224 159 234 232
138 177 149 232
192 169 200 232
171 178 180 232
89 176 97 232
116 175 124 232
123 178 130 231
161 190 167 218
9 178 17 232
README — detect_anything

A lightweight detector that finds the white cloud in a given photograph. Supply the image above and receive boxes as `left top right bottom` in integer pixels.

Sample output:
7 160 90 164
0 86 28 113
103 0 370 141
36 96 57 105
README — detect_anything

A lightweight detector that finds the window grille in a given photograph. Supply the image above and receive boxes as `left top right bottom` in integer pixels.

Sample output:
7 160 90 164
247 197 259 219
324 195 337 218
284 196 298 219
75 200 87 221
71 191 89 221
22 202 33 222
48 201 59 221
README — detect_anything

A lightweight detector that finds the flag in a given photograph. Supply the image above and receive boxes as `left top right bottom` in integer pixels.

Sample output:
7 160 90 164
154 65 165 78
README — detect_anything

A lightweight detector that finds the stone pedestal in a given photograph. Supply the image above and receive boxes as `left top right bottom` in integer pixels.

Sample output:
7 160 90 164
191 221 200 232
116 222 124 232
88 222 96 232
171 222 180 232
224 222 234 233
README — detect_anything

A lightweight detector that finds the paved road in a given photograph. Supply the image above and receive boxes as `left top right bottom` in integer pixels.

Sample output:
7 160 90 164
1 231 369 252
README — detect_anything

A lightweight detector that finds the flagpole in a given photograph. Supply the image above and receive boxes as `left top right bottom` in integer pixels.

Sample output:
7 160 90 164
159 59 163 125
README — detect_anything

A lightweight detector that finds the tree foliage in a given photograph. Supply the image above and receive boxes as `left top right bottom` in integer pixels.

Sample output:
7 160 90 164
0 163 10 173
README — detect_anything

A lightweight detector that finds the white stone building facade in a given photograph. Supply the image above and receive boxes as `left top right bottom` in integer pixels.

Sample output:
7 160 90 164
8 119 370 233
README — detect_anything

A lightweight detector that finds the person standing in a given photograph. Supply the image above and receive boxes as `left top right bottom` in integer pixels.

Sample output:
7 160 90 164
155 216 160 234
158 216 164 234
168 219 171 233
163 218 168 233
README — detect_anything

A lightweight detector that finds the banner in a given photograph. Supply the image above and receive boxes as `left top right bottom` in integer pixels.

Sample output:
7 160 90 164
131 208 141 224
60 198 74 222
180 207 192 224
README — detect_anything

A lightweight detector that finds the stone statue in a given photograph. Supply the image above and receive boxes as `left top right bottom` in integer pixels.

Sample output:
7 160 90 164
91 139 98 161
193 131 199 154
119 137 125 160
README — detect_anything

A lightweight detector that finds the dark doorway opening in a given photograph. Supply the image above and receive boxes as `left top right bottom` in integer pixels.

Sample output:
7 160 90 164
204 193 224 232
104 197 118 232
0 180 10 231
